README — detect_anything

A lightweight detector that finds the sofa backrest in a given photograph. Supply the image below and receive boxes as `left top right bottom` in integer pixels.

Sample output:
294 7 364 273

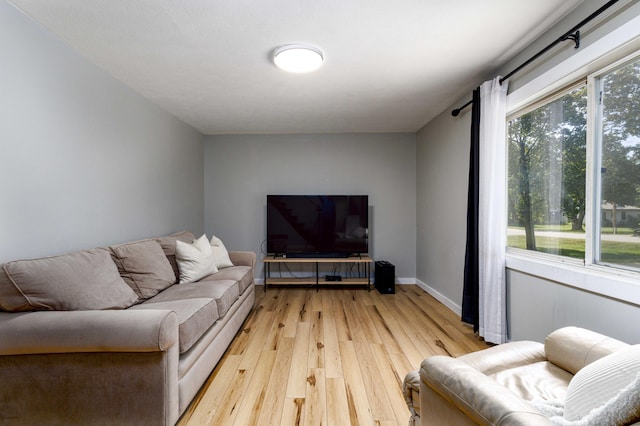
1 249 139 312
0 266 26 312
0 230 196 312
153 230 195 279
109 239 177 300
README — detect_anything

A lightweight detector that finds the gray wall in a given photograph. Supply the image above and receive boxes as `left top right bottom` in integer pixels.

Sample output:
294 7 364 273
0 1 204 263
507 270 640 343
416 109 471 313
203 133 416 280
416 0 640 343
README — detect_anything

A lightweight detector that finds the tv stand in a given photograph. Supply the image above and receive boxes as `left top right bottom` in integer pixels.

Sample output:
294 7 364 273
280 252 351 259
263 255 372 291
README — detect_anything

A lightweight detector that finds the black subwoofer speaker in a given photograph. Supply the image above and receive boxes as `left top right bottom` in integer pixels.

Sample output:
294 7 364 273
375 261 395 294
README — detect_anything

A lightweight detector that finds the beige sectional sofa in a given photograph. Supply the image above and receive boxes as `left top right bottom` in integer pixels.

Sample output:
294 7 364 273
0 230 256 425
403 326 640 425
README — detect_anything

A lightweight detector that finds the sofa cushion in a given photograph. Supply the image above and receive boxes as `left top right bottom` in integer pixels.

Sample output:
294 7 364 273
110 239 176 300
130 297 219 353
203 280 240 316
2 249 138 311
175 234 217 284
155 230 196 279
489 360 572 402
201 266 253 294
147 279 240 317
563 344 640 422
209 235 234 269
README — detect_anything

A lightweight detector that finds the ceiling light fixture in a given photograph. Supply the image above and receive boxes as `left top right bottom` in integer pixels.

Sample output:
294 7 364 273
273 44 324 73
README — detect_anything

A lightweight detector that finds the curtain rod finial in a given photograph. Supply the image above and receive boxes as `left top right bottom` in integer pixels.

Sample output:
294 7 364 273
451 99 473 117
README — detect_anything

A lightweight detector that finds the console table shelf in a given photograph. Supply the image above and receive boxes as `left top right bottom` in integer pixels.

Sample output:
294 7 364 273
263 255 372 291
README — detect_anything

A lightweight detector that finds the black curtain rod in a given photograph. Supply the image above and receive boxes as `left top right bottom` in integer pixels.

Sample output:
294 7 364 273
451 0 620 117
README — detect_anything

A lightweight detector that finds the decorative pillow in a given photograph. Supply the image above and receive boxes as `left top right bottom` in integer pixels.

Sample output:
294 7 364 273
2 248 139 311
562 344 640 423
175 234 217 284
209 235 234 269
110 239 176 299
543 374 640 426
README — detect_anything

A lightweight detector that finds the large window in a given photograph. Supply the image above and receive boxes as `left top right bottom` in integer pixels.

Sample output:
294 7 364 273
507 84 587 260
507 53 640 273
595 56 640 270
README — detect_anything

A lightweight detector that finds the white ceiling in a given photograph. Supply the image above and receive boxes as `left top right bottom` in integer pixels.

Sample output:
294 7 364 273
8 0 584 135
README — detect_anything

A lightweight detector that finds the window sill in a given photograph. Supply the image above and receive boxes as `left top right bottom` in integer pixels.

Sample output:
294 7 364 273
505 250 640 306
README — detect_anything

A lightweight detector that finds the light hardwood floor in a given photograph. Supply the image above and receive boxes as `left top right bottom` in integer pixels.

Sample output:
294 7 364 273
178 285 489 426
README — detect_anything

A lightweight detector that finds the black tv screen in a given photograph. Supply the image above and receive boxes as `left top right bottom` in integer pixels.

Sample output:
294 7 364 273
267 195 368 257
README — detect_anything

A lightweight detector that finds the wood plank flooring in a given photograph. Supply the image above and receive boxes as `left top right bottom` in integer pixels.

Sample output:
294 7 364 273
178 285 489 426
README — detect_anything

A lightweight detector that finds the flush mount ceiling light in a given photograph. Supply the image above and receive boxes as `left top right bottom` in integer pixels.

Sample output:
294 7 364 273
273 44 324 73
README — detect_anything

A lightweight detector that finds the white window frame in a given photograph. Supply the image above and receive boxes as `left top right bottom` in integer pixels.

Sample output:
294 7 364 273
505 15 640 305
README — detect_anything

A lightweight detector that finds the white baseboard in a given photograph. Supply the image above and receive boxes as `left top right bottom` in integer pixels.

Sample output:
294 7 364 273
414 278 462 316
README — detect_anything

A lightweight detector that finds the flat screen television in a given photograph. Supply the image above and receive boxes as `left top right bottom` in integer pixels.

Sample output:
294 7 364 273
267 195 368 257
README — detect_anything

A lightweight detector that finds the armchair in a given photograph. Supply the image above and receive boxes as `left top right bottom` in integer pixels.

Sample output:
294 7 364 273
403 326 640 425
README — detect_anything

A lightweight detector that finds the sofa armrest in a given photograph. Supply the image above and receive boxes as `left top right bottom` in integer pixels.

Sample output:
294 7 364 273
230 251 256 269
457 341 546 375
0 309 178 355
544 326 629 375
421 356 553 425
403 370 421 423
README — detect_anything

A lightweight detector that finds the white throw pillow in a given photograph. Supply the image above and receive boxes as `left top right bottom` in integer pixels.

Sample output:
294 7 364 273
175 234 217 283
562 344 640 423
545 374 640 426
210 235 234 269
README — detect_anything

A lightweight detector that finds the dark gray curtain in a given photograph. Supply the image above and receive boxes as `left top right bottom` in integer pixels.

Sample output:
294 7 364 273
462 87 481 331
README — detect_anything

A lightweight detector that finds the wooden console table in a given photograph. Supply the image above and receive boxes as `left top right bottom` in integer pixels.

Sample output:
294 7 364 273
263 255 372 291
